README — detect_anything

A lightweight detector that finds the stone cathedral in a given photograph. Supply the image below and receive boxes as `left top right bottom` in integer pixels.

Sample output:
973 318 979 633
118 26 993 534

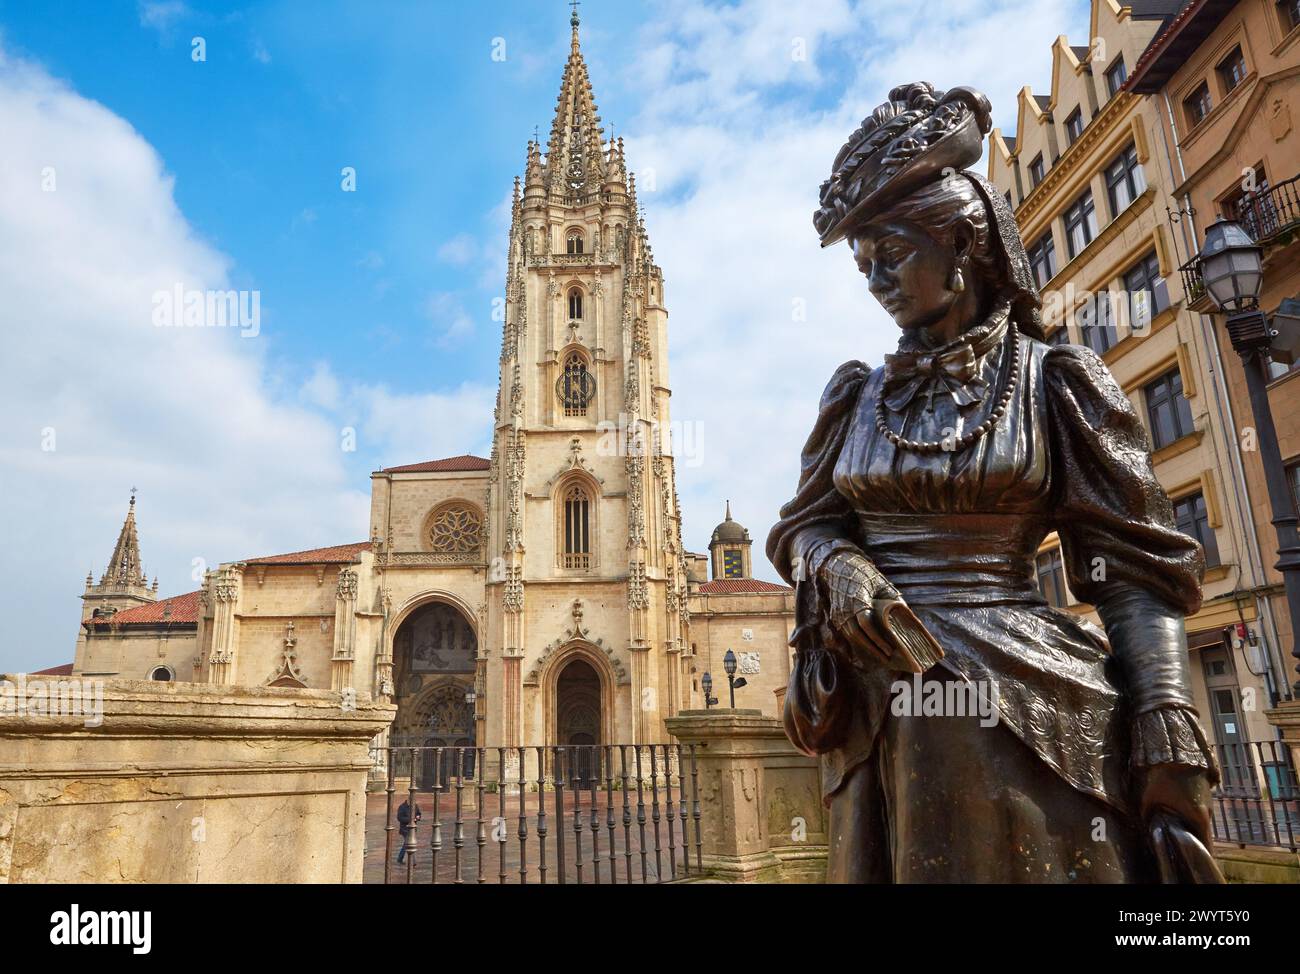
69 14 796 766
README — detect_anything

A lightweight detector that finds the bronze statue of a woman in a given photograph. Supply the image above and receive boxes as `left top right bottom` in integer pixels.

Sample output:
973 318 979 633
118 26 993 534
768 83 1222 883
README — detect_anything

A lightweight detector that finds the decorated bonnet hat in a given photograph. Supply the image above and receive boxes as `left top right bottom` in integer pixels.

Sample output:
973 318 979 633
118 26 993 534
814 82 994 248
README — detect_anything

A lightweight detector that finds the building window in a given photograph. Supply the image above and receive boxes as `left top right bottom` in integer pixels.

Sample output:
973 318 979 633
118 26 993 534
1217 46 1247 92
150 666 173 682
1223 166 1278 241
1027 231 1057 289
1029 154 1045 188
1077 291 1117 355
1065 107 1084 146
1288 460 1300 510
1173 492 1221 567
1269 348 1300 380
562 483 592 569
722 549 744 579
566 231 584 255
1105 56 1127 98
568 287 583 320
1283 0 1300 32
1005 190 1014 212
1105 142 1146 215
1064 190 1099 259
1123 251 1170 330
1185 81 1213 127
1045 325 1071 347
559 353 595 417
1036 549 1067 608
1144 368 1195 450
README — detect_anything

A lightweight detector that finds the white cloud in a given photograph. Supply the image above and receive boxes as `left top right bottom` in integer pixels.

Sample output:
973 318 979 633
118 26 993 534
297 361 496 465
0 45 489 673
300 361 342 411
138 1 189 35
423 291 478 348
353 383 496 468
437 233 478 267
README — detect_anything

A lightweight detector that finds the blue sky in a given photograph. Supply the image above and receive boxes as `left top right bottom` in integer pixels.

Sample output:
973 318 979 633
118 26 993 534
1 0 664 406
0 0 1088 671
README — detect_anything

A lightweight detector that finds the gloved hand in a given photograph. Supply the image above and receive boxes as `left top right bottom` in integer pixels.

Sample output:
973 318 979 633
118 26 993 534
822 550 898 664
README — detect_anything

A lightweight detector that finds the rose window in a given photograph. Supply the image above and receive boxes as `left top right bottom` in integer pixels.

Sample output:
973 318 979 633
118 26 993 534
429 506 483 553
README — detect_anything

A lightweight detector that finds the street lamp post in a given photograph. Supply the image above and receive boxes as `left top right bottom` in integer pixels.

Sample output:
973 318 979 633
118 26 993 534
1198 217 1300 692
701 671 718 709
722 649 748 709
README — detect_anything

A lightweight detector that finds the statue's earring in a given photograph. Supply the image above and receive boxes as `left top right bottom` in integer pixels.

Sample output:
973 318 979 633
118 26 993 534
949 261 966 294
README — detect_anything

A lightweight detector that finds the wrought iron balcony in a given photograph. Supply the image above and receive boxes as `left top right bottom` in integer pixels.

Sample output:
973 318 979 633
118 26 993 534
1179 253 1214 313
1180 174 1300 315
1237 173 1300 245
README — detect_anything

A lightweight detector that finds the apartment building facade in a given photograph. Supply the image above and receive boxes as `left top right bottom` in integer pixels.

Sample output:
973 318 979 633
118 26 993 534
987 0 1293 758
1126 0 1300 753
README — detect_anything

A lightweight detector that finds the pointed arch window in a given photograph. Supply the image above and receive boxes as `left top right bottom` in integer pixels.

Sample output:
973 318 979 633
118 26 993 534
559 352 595 417
568 287 584 320
566 231 585 255
562 483 592 569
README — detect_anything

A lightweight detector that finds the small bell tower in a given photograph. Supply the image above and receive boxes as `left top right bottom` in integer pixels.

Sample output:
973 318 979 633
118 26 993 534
709 501 753 580
81 490 158 623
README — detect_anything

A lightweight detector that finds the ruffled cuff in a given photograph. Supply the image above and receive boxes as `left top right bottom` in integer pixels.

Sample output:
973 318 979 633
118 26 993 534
1131 706 1220 786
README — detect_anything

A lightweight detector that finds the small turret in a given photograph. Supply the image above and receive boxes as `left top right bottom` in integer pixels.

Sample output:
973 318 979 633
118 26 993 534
709 501 753 580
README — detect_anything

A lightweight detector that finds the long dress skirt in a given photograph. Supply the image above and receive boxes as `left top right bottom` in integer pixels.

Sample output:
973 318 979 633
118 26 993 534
827 709 1153 883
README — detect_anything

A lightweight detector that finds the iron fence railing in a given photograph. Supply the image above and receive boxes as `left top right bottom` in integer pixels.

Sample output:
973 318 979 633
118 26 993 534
368 743 702 884
1236 174 1300 243
1211 739 1300 853
1179 253 1208 306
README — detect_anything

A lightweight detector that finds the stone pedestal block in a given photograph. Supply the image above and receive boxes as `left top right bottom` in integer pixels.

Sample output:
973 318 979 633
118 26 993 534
0 676 394 883
665 708 826 883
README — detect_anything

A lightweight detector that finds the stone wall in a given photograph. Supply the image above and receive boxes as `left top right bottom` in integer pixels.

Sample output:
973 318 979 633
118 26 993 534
0 677 393 883
686 591 795 719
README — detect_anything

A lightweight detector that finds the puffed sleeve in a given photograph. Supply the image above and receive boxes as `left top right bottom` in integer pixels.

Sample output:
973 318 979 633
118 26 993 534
1045 343 1204 612
1045 343 1217 781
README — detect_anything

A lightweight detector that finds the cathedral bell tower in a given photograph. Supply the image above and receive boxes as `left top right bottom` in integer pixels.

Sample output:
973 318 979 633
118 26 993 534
483 9 692 755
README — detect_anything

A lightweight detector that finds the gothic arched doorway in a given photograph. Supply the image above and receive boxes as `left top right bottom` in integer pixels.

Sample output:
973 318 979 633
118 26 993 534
556 658 602 786
391 600 477 788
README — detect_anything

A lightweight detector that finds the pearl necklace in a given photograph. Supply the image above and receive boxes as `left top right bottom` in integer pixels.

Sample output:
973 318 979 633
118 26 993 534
874 323 1020 455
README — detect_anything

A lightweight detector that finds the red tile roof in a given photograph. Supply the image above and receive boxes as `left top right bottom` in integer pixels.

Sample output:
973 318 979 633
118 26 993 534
381 455 490 474
32 663 74 676
244 541 372 565
88 590 202 627
697 578 793 595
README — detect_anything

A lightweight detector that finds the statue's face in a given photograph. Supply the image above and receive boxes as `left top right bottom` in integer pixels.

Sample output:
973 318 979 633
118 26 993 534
851 220 959 331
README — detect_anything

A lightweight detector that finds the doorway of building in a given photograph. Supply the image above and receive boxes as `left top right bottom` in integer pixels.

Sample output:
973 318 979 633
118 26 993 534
390 600 477 787
556 658 601 786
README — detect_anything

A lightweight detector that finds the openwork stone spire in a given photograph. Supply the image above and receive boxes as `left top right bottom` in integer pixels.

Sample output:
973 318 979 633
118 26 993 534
101 491 146 587
544 9 607 195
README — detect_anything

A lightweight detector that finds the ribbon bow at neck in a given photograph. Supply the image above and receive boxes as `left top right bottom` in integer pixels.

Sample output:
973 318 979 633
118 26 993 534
881 342 988 412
